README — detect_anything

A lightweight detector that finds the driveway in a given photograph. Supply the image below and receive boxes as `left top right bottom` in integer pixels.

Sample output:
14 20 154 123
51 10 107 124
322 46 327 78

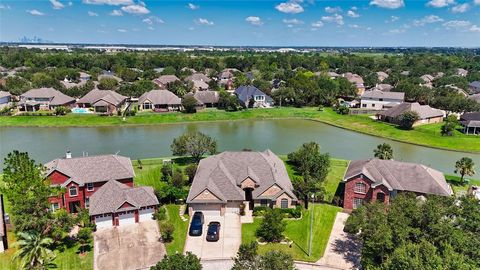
94 221 166 270
317 212 362 270
184 213 241 260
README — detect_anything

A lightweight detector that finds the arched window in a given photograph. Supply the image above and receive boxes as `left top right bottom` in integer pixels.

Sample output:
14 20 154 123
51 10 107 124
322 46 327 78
280 198 288 209
354 182 366 194
69 186 78 197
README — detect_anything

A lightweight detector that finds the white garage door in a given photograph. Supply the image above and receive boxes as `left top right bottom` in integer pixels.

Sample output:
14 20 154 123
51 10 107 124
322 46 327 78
118 211 136 226
139 207 155 222
95 214 113 229
191 204 222 216
226 202 240 214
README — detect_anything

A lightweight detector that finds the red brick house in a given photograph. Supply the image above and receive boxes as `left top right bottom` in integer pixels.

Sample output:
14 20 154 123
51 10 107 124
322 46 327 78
45 153 159 228
343 159 453 210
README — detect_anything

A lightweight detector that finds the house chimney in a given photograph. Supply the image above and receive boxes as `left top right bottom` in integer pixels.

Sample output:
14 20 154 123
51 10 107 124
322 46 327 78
66 150 72 159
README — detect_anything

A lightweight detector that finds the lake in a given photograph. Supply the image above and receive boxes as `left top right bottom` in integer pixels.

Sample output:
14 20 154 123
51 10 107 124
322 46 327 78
1 119 478 176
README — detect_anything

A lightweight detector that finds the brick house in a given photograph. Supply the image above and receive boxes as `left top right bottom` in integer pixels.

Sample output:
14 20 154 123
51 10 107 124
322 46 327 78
343 159 453 210
187 150 297 217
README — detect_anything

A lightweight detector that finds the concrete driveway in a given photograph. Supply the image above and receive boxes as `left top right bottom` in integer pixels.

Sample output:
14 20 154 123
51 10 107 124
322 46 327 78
184 213 241 260
317 212 362 270
94 221 166 270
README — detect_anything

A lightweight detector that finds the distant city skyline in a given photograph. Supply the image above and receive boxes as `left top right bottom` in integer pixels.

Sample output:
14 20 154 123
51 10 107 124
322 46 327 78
1 0 479 47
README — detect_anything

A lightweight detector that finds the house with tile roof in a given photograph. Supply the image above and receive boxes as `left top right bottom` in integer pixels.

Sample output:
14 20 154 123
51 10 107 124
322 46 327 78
187 150 298 217
184 90 219 109
378 102 444 126
77 89 128 114
343 159 453 210
153 75 180 89
138 89 181 111
342 72 365 95
45 153 135 214
18 87 75 111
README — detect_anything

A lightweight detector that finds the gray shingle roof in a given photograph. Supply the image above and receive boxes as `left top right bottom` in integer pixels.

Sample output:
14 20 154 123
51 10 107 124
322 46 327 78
361 90 404 100
469 81 480 88
185 73 211 83
0 91 11 99
187 150 298 203
153 75 180 86
89 180 159 216
186 90 219 105
379 102 443 119
138 90 181 106
234 85 273 105
460 112 480 127
45 154 135 187
78 89 127 107
344 159 452 196
21 88 75 106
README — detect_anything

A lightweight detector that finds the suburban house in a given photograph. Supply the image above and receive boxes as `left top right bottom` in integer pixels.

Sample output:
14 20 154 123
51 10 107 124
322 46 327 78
45 153 136 214
343 73 365 95
79 72 91 81
89 180 159 229
153 75 180 89
184 90 219 109
18 87 75 111
61 71 91 89
0 195 7 253
468 81 480 94
77 89 128 114
98 71 122 82
187 150 298 217
185 73 211 83
343 159 453 210
191 80 209 91
234 85 274 108
420 74 434 84
456 68 468 77
469 93 480 103
0 91 11 108
369 83 393 92
460 112 480 135
218 70 235 90
138 89 181 111
378 102 444 126
360 90 404 110
376 71 389 82
327 71 340 79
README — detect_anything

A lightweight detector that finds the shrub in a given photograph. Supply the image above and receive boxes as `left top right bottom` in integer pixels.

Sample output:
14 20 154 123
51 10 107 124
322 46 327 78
160 221 175 242
256 209 286 243
253 206 269 216
336 105 350 115
171 168 185 188
239 203 246 216
184 164 197 183
182 95 198 113
253 206 302 218
396 111 420 129
161 163 173 181
54 106 70 115
154 207 167 221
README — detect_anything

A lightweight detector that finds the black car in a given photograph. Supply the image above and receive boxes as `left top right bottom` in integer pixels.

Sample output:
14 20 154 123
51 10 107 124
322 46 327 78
189 212 204 236
206 221 221 242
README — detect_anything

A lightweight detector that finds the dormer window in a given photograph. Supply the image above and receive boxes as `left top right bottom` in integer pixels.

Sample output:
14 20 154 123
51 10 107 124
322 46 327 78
87 183 94 191
69 186 78 197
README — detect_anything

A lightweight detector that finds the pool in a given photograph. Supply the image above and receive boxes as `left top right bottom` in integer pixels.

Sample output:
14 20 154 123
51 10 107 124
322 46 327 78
72 108 92 114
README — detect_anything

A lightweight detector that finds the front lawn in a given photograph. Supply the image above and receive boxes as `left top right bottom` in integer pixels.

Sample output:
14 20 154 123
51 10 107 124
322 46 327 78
242 203 340 262
163 204 189 255
445 174 480 195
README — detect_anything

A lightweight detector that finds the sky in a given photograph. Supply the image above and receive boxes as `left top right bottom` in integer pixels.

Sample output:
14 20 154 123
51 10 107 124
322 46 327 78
0 0 479 47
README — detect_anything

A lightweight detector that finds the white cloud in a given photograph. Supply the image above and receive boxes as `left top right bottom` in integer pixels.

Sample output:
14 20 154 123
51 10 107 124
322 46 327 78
142 16 164 25
117 28 127 32
283 18 304 25
443 20 471 30
475 0 480 5
196 18 214 26
83 0 133 5
349 24 360 28
451 3 469 13
188 3 199 10
321 14 344 25
50 0 65 9
470 25 480 32
347 10 360 18
275 1 304 14
27 9 45 16
88 11 99 16
390 16 400 22
311 21 324 28
109 9 123 16
0 4 11 9
351 6 358 10
370 0 405 9
412 15 443 26
245 16 263 26
426 0 455 8
388 28 406 34
121 4 150 15
325 6 342 13
69 2 73 6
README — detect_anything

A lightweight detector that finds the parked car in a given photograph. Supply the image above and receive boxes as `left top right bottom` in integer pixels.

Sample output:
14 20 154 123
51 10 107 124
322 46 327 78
189 211 204 236
206 221 221 242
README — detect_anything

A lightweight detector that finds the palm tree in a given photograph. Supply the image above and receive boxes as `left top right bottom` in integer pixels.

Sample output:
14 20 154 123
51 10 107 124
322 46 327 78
373 143 394 160
455 157 475 184
12 231 56 270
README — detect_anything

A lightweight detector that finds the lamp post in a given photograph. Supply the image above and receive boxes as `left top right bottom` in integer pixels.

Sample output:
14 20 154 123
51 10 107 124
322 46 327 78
308 193 315 257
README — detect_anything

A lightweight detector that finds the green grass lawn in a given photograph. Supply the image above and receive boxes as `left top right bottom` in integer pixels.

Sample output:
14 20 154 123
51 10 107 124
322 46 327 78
242 203 341 262
1 107 478 152
445 174 480 195
163 204 189 255
0 231 93 270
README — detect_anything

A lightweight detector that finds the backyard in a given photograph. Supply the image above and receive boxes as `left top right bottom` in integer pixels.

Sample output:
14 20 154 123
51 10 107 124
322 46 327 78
241 203 341 262
0 107 477 153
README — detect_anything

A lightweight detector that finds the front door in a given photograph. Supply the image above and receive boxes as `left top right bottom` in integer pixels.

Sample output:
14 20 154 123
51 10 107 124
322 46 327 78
244 188 254 210
68 201 81 213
